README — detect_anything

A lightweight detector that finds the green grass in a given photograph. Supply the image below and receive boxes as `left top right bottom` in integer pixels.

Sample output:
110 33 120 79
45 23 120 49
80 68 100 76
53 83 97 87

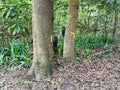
0 37 31 70
57 32 114 57
75 33 114 51
0 32 114 69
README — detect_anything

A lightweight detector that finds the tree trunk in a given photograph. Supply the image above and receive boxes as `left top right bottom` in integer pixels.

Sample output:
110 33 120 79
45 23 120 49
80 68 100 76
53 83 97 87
113 2 118 38
26 0 53 81
63 0 79 58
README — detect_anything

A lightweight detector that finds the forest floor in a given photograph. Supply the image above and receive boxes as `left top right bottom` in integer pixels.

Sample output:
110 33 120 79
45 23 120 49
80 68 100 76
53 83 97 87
0 42 120 90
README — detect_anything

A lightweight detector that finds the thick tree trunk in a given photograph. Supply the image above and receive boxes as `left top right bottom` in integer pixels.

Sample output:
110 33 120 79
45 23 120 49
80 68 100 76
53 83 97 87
26 0 53 81
63 0 79 58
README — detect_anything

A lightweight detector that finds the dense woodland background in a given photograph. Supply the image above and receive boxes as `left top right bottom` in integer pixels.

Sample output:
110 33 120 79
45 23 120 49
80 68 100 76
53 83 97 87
0 0 120 89
0 0 119 69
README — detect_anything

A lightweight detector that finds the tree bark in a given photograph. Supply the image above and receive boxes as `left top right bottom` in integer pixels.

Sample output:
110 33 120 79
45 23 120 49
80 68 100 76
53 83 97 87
113 0 118 38
63 0 79 58
26 0 53 81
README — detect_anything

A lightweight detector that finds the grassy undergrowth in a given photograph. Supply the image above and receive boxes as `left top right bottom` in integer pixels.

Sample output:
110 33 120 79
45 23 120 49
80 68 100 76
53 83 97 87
0 33 114 69
75 33 114 51
0 37 32 70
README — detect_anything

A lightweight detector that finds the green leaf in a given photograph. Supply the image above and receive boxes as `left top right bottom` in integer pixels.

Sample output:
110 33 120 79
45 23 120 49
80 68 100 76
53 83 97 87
16 79 22 84
11 11 17 17
0 54 4 64
9 6 14 10
13 29 17 35
83 48 91 57
0 31 3 34
5 11 11 19
8 27 11 34
11 24 16 28
58 67 64 72
19 16 23 19
2 11 7 18
2 86 8 90
23 28 29 34
15 25 21 33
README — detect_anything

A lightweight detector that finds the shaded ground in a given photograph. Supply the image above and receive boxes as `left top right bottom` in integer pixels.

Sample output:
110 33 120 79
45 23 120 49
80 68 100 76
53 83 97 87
0 43 120 90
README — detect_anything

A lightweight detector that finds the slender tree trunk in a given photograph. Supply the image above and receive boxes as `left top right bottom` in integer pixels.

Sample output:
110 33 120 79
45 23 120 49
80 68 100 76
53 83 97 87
63 0 79 58
104 16 108 43
26 0 53 81
87 5 90 31
113 0 118 38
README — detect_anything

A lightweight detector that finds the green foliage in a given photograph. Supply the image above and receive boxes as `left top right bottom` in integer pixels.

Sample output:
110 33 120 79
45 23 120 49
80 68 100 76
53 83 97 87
0 0 118 69
0 37 31 69
75 33 114 52
83 48 91 57
58 36 64 56
103 44 113 53
0 0 31 35
1 86 8 90
0 0 32 70
53 0 68 32
57 67 64 73
57 32 114 57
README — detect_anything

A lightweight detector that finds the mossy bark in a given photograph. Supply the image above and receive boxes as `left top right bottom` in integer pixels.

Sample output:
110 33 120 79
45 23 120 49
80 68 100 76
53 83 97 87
26 0 53 81
63 0 79 59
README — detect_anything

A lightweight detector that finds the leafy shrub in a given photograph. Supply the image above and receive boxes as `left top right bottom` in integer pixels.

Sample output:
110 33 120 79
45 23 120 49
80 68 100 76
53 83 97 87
75 32 114 52
0 37 31 70
58 35 64 56
0 0 31 35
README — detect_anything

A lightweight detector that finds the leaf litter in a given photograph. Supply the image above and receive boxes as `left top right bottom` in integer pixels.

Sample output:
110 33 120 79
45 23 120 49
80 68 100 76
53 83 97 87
0 43 120 90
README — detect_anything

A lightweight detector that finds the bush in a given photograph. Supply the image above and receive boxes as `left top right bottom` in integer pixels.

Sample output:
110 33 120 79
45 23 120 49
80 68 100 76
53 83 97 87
75 32 114 52
0 37 31 70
